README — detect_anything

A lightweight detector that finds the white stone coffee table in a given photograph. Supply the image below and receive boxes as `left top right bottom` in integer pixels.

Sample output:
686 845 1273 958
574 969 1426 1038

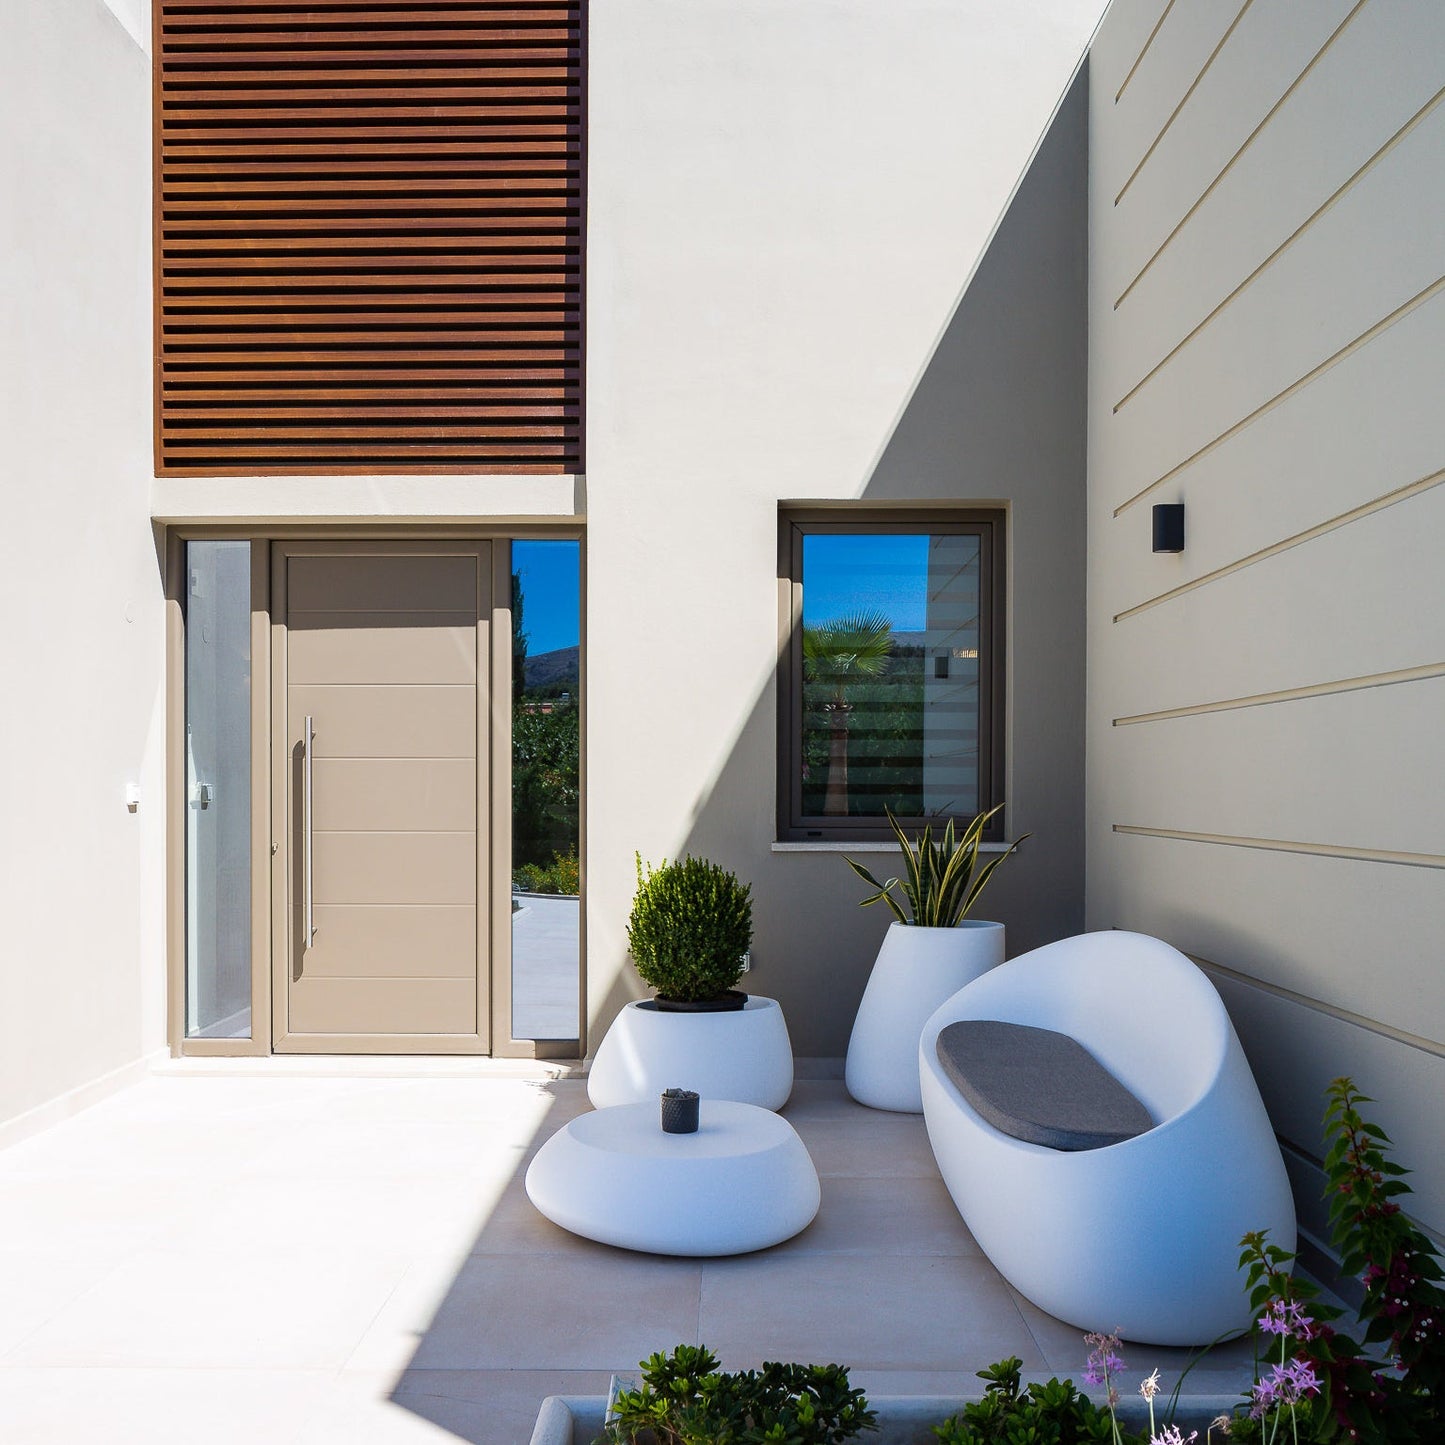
525 1100 820 1256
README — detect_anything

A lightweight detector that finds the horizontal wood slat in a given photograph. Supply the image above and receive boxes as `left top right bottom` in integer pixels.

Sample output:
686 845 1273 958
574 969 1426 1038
155 0 584 475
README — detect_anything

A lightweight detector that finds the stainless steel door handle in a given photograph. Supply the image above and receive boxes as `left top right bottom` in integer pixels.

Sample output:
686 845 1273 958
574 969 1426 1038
303 714 315 946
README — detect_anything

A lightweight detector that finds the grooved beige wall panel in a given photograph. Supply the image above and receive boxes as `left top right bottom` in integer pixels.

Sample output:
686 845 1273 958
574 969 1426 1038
1214 973 1445 1240
1108 4 1442 389
1110 130 1445 492
1108 681 1445 859
1087 0 1445 1236
1105 0 1359 298
1107 482 1445 716
1101 300 1445 616
1101 0 1246 199
1089 0 1174 102
1090 834 1445 1049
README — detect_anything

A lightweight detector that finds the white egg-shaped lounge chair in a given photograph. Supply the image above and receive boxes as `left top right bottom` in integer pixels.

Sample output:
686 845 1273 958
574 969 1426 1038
919 931 1295 1345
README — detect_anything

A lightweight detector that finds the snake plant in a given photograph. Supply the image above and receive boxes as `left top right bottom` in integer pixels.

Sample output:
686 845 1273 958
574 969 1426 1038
845 804 1027 927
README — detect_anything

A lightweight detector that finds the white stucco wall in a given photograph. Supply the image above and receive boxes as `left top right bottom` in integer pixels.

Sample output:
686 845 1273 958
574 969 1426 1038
585 0 1105 1054
0 1 163 1128
99 0 148 53
1086 0 1445 1239
2 0 1105 1109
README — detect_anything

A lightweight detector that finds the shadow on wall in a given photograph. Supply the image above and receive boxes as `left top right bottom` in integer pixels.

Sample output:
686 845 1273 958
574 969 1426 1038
594 66 1091 1057
386 73 1094 1438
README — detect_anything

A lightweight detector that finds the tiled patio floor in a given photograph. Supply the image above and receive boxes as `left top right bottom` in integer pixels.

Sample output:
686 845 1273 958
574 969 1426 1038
0 1068 1261 1443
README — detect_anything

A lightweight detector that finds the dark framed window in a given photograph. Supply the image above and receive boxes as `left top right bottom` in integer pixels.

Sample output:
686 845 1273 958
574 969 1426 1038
778 510 1005 843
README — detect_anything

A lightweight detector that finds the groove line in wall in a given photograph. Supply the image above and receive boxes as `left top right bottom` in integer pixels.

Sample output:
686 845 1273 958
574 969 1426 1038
1115 0 1369 309
1113 466 1445 618
1114 0 1254 207
1113 662 1445 727
1114 83 1445 414
1112 278 1445 517
1114 0 1178 104
1190 955 1445 1061
1113 825 1445 871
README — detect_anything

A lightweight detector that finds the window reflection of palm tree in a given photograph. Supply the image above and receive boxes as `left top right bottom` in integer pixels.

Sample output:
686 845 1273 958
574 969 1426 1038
803 610 893 816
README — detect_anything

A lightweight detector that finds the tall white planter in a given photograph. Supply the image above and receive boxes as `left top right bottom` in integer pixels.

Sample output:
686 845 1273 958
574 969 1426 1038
845 921 1004 1112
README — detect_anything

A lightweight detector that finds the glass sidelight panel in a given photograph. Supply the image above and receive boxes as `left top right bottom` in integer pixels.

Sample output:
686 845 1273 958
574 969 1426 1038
184 541 253 1039
510 539 581 1041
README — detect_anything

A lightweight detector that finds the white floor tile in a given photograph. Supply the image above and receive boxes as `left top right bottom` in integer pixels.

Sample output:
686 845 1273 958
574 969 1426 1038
0 1072 1261 1441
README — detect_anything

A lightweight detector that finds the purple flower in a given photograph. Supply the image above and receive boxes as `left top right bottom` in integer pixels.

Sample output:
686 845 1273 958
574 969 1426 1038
1258 1298 1316 1341
1249 1358 1322 1419
1150 1428 1198 1445
1082 1331 1126 1413
1083 1330 1126 1380
1284 1358 1320 1396
1249 1377 1280 1420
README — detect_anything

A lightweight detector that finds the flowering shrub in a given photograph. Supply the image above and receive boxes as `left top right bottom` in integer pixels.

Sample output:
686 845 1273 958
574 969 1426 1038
1229 1077 1444 1444
931 1351 1212 1445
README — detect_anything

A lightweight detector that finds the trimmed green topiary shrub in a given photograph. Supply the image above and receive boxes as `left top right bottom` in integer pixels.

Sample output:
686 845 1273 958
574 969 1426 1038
627 854 753 1003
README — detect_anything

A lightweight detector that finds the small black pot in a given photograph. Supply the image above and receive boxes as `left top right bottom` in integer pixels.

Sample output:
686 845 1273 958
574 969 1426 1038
661 1088 700 1134
640 990 748 1014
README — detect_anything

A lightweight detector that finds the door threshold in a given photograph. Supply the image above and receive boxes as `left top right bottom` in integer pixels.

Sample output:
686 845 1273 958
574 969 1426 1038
155 1054 586 1081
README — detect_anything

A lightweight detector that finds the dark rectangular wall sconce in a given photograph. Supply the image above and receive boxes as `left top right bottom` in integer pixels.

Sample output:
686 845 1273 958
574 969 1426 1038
1152 503 1185 553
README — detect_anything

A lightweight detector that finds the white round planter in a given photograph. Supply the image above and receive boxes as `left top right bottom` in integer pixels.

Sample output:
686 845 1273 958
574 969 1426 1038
845 920 1004 1113
587 995 794 1111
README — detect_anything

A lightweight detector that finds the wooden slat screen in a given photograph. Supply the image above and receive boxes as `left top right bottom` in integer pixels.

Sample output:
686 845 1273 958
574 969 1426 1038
155 1 583 475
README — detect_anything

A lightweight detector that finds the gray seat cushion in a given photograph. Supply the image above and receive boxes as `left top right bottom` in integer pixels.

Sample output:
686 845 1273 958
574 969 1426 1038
936 1020 1154 1151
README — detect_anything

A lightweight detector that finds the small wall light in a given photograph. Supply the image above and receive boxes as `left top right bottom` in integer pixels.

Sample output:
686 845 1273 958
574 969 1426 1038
1152 502 1185 553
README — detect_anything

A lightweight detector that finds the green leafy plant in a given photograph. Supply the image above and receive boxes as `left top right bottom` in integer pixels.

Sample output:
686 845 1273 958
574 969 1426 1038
931 1356 1122 1444
627 855 753 1003
1228 1078 1444 1445
513 849 579 896
603 1344 877 1445
845 804 1028 927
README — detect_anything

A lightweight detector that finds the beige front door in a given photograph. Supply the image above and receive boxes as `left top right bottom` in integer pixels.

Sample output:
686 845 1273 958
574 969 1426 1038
271 541 491 1053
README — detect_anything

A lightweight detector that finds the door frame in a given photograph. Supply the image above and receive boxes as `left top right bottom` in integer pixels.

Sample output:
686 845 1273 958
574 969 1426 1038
164 524 586 1060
